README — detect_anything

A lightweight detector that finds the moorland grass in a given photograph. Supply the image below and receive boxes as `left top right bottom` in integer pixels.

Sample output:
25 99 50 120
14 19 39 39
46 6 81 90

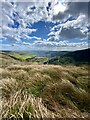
1 64 90 119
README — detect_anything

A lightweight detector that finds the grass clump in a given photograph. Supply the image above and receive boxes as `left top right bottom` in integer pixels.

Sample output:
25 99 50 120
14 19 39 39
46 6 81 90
1 78 55 119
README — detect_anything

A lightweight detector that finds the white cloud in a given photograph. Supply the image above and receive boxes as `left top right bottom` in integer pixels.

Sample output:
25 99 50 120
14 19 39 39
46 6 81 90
52 1 89 21
53 1 66 15
51 1 89 40
1 0 53 44
1 40 88 51
22 41 31 45
62 15 88 30
32 40 88 51
48 13 88 40
1 0 89 51
59 27 86 39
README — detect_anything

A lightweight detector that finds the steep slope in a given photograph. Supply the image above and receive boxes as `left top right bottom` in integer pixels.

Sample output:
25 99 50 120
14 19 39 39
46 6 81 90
0 52 21 67
47 49 90 65
0 52 37 68
63 48 90 63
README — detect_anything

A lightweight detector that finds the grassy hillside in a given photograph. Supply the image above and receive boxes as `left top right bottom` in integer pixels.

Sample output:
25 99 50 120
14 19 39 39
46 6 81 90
1 49 89 65
0 51 48 65
0 51 90 119
1 51 36 61
63 48 90 64
0 52 21 67
0 65 90 118
47 49 90 65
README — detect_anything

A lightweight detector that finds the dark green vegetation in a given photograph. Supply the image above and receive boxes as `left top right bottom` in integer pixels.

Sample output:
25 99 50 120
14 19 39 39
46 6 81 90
26 56 48 63
0 49 90 119
46 49 90 65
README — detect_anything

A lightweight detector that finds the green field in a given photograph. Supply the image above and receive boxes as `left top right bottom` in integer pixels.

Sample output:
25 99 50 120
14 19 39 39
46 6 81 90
8 52 36 60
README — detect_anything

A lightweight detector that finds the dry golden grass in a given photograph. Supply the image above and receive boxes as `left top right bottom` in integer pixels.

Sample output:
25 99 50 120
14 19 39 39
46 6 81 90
0 63 90 119
1 83 55 119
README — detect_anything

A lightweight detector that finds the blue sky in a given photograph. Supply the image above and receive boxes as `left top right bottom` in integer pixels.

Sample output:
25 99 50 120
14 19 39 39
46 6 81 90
0 0 90 51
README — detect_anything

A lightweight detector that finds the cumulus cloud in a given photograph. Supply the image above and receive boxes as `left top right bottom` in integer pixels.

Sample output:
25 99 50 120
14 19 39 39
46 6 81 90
1 0 89 51
62 15 88 30
50 0 89 40
52 1 89 21
22 41 31 45
1 0 53 43
48 13 88 40
32 40 88 51
59 27 86 39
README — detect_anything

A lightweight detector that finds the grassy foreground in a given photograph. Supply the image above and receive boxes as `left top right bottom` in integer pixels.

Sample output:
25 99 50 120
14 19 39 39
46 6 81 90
0 62 90 118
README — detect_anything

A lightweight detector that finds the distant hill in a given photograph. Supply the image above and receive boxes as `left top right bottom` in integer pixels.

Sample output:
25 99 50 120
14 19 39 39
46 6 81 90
1 49 90 65
44 51 69 57
63 48 90 63
46 49 90 65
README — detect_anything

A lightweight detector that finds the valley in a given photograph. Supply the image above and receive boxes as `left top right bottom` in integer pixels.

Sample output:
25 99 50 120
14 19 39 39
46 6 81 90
0 49 90 119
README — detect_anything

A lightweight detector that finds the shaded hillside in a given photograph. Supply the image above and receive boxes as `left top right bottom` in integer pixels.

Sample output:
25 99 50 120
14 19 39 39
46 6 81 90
44 51 69 57
63 48 90 63
22 50 69 57
47 49 90 65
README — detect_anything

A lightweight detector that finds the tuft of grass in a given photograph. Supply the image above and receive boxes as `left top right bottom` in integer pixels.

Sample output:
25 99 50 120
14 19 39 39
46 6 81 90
1 91 54 119
1 78 55 119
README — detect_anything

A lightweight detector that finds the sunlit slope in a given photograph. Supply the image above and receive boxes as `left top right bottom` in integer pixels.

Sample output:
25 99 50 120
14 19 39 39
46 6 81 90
0 51 48 66
0 52 21 67
1 64 90 118
1 51 36 60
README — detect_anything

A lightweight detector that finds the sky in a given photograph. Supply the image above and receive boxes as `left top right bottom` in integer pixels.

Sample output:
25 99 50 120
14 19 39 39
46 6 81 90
0 0 90 51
